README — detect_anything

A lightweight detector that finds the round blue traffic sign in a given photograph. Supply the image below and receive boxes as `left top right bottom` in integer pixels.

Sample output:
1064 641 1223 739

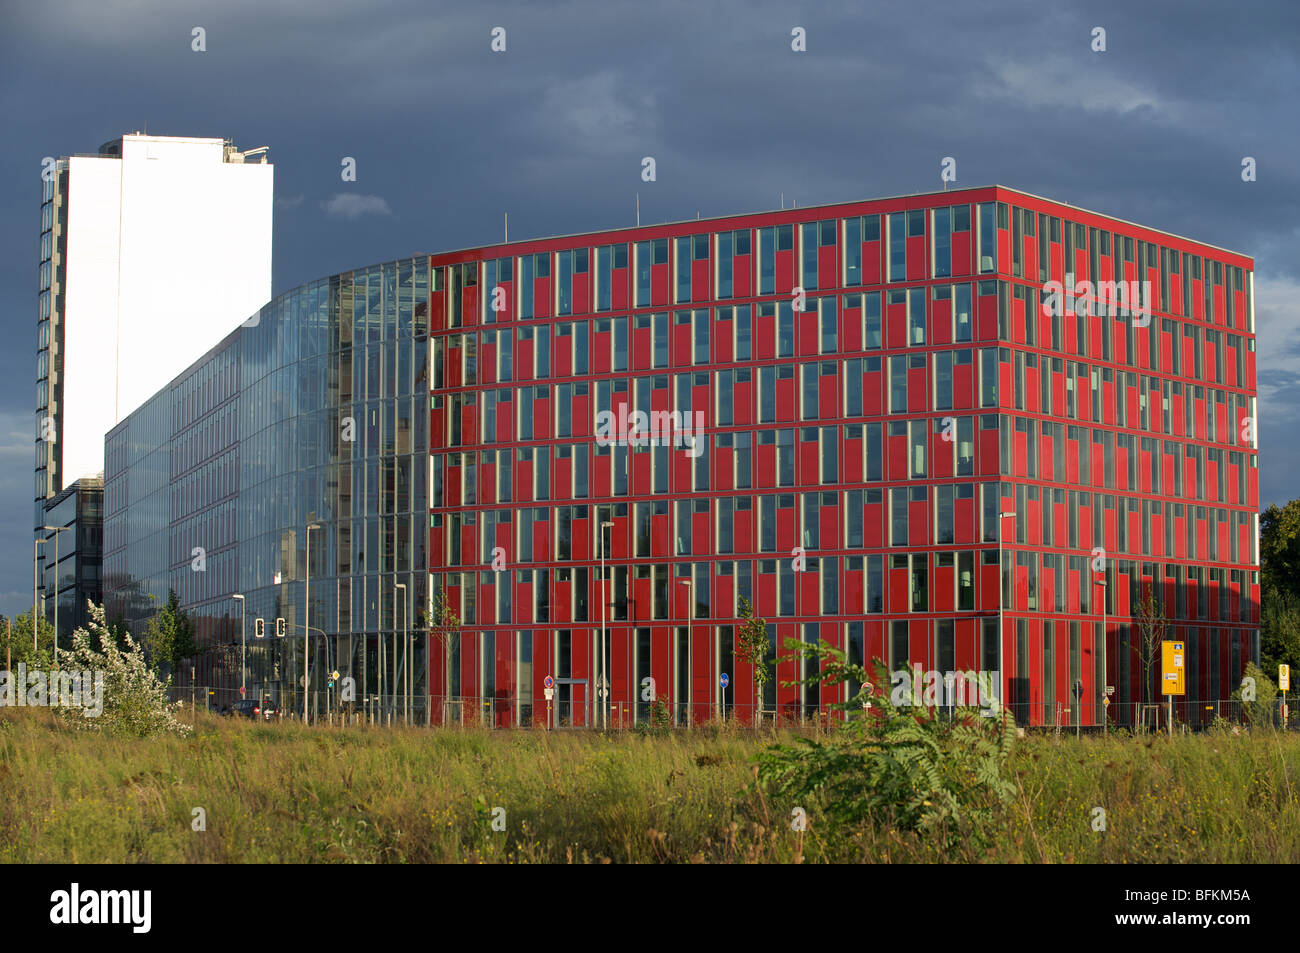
544 675 554 688
720 673 730 689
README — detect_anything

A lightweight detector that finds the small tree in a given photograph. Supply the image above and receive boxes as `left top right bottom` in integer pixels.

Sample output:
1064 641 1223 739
429 588 461 718
736 596 771 723
1 610 56 668
57 602 192 738
1134 583 1167 729
141 590 196 679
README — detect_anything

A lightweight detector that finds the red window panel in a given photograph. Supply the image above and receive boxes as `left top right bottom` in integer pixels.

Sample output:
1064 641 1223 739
976 286 998 341
429 524 444 566
1172 510 1186 559
533 516 551 561
671 317 692 368
844 564 864 614
592 324 611 375
592 450 611 498
572 391 590 439
632 574 652 622
996 226 1012 281
571 513 590 562
446 341 464 389
906 619 931 671
1023 233 1038 284
888 561 909 614
533 277 551 319
650 262 669 306
533 395 551 441
460 522 477 566
1225 459 1240 505
651 508 672 558
953 357 974 410
775 372 796 422
429 288 446 333
632 323 652 371
692 258 711 304
979 555 999 611
820 500 839 550
776 504 798 554
933 561 955 612
885 294 907 349
887 428 908 482
863 497 885 548
799 570 819 617
551 577 570 623
931 295 953 347
515 457 533 504
819 368 838 418
1102 502 1118 554
863 364 884 416
862 236 884 283
714 443 734 492
799 434 819 484
1191 278 1203 321
841 302 862 352
479 458 497 503
1010 290 1027 345
461 283 479 326
1113 440 1128 492
1248 461 1259 508
907 234 927 282
951 229 971 278
756 440 777 488
954 619 978 672
1213 283 1225 325
461 401 478 446
908 496 928 548
611 265 629 311
798 307 819 356
1077 500 1093 552
736 374 755 426
572 271 590 314
491 397 512 447
1024 361 1039 414
430 404 446 449
515 336 534 382
931 427 953 479
1049 240 1064 287
631 446 653 495
842 432 863 483
907 362 927 413
955 493 976 544
775 250 795 296
733 250 753 298
755 572 777 618
978 423 998 476
554 455 572 501
1039 427 1054 482
818 244 837 291
481 337 498 385
1205 457 1219 502
712 315 734 365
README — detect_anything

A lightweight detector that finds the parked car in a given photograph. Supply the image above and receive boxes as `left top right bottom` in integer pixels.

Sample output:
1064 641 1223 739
231 699 279 721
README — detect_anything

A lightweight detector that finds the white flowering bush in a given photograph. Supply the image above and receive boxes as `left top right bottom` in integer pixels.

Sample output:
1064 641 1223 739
57 603 192 738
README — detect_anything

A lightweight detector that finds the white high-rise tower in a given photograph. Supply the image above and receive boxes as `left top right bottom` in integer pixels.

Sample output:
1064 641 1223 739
36 133 273 526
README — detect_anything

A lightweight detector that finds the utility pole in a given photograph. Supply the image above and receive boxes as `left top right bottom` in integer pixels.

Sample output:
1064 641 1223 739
304 521 320 725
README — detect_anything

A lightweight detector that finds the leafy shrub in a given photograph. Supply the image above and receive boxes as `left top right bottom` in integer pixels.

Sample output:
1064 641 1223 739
755 644 1016 849
56 603 192 738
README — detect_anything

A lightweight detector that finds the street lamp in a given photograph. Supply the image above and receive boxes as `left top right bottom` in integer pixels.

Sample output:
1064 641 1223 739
679 579 692 727
303 521 321 725
395 581 408 725
599 520 614 729
40 525 70 663
232 594 246 702
1096 575 1108 730
33 538 45 653
997 510 1016 721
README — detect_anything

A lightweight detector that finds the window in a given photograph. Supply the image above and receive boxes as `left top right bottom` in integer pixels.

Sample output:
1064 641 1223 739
978 203 996 272
933 207 951 278
888 212 905 282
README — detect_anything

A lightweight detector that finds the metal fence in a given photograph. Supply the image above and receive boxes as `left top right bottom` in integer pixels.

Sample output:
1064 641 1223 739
170 686 1275 733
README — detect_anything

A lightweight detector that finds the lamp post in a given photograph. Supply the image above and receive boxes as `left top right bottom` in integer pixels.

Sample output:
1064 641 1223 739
40 525 70 664
1096 575 1108 730
232 594 245 701
679 578 692 727
599 520 614 729
303 521 320 725
997 510 1016 721
33 538 45 653
395 581 408 725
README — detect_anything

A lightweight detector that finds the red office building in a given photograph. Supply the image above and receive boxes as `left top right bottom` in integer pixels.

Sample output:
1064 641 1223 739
428 186 1258 729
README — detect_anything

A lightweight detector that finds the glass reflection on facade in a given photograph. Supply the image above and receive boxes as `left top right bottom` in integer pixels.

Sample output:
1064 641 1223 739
105 258 429 715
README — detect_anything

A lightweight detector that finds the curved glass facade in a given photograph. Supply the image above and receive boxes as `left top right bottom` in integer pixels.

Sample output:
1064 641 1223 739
106 257 429 713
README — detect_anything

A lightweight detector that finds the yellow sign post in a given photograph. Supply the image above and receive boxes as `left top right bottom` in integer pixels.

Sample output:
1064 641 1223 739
1281 665 1291 728
1162 640 1185 737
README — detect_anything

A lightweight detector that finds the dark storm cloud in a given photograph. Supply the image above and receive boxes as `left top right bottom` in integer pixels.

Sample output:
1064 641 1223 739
0 0 1295 616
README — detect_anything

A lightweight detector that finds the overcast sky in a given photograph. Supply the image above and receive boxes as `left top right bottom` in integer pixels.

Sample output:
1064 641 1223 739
0 0 1296 622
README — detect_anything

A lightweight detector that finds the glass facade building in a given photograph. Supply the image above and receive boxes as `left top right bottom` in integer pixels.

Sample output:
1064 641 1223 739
105 259 429 713
105 186 1259 728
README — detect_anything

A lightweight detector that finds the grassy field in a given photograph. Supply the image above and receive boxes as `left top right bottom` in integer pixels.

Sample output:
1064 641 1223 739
2 709 1299 863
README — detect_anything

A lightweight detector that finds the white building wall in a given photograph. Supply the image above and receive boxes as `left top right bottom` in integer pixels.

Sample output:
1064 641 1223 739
59 134 272 486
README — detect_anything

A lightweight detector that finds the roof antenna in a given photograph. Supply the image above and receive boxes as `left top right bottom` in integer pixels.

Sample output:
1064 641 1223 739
504 211 508 243
780 192 784 209
636 193 640 227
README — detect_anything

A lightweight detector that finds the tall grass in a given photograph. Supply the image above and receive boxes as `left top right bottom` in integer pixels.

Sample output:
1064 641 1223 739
2 710 1298 862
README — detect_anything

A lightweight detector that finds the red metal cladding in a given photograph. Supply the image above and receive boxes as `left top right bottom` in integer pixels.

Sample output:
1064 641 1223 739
426 187 1257 730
